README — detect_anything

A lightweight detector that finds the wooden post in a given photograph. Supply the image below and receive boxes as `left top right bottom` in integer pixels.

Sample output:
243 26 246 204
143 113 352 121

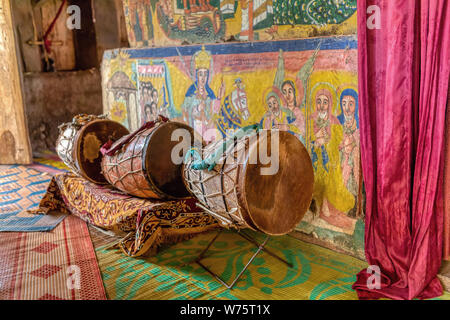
69 0 98 70
0 0 32 164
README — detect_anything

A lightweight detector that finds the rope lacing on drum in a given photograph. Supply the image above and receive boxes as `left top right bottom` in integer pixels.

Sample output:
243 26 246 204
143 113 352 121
184 129 255 229
101 115 170 198
185 123 261 171
100 115 169 157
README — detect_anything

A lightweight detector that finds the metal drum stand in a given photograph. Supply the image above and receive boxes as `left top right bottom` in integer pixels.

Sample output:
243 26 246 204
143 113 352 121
185 227 294 290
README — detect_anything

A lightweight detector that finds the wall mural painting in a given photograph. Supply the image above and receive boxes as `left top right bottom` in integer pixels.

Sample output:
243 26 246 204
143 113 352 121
122 0 357 47
102 36 364 256
103 51 179 131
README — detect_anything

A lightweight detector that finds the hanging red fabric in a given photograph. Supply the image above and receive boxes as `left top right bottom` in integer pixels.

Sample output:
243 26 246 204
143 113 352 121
43 0 67 53
445 90 450 262
353 0 450 300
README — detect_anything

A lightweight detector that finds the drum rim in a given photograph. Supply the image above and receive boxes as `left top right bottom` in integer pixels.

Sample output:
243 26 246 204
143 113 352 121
74 119 129 185
141 122 170 199
235 151 260 231
56 124 78 174
240 130 315 236
142 121 194 199
100 125 161 199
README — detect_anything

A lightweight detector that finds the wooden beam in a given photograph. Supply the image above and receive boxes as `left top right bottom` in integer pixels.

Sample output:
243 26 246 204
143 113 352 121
11 0 43 72
69 0 98 69
0 0 33 164
40 0 76 71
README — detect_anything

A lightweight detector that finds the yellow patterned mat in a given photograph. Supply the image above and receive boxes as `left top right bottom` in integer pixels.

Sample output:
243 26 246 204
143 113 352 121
96 230 450 300
31 151 68 175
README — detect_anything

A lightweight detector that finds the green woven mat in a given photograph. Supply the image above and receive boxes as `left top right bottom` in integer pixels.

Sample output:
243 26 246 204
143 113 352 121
96 230 450 300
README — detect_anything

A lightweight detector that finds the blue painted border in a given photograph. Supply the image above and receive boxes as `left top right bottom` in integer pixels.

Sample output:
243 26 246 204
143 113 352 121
112 36 357 59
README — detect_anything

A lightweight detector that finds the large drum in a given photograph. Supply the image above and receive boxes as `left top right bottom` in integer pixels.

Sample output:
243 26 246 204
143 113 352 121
183 126 314 236
56 114 129 184
101 116 196 199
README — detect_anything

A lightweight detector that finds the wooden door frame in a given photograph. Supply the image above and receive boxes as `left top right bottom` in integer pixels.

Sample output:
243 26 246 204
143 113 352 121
0 0 32 164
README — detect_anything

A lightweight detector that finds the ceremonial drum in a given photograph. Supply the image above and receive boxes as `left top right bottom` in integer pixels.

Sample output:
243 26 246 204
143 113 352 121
56 114 129 184
183 126 315 236
101 116 196 199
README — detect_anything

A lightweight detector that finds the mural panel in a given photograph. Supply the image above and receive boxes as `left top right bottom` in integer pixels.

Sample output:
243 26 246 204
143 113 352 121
122 0 357 47
102 36 364 257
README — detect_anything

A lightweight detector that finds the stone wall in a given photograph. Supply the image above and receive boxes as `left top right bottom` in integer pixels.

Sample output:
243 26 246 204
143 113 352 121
23 69 103 153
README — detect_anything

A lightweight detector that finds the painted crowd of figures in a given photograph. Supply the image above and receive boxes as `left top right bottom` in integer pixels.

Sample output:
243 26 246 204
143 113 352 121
105 0 362 253
167 47 360 222
140 81 170 122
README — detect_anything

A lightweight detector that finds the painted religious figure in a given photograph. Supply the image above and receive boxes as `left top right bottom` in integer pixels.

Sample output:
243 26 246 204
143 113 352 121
338 88 360 217
215 78 251 138
144 102 157 123
311 88 339 172
140 82 162 123
182 0 215 14
272 48 319 145
123 0 357 47
260 87 289 131
154 0 225 45
308 86 357 233
127 0 154 45
140 83 153 113
181 47 225 142
137 60 176 124
156 86 171 118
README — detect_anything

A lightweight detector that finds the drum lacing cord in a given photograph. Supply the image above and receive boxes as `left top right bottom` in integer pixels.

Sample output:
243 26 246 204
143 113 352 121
57 114 107 132
100 115 169 156
185 149 245 228
185 123 261 171
195 203 242 228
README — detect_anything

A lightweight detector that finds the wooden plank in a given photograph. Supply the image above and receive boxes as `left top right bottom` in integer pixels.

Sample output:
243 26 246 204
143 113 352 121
92 0 122 64
0 0 32 164
11 0 42 72
40 0 75 70
69 0 98 69
115 0 129 47
289 230 366 261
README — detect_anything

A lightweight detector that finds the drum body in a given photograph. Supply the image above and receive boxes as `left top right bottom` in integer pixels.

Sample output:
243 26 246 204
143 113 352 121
101 120 195 199
56 115 129 184
183 130 314 236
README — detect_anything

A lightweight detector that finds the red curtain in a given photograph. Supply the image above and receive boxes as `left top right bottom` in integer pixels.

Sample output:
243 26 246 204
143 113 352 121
353 0 450 300
445 86 450 262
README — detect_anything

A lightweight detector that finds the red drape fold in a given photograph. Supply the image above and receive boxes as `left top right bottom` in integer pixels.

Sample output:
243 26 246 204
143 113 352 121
353 0 450 300
445 89 450 262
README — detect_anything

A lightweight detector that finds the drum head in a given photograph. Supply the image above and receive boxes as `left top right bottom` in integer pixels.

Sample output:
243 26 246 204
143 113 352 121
75 120 129 184
242 130 314 236
145 122 194 198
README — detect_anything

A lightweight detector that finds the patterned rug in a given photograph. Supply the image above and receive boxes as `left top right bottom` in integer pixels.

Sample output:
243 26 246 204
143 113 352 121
34 173 219 257
0 165 67 232
30 151 68 175
0 215 106 300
